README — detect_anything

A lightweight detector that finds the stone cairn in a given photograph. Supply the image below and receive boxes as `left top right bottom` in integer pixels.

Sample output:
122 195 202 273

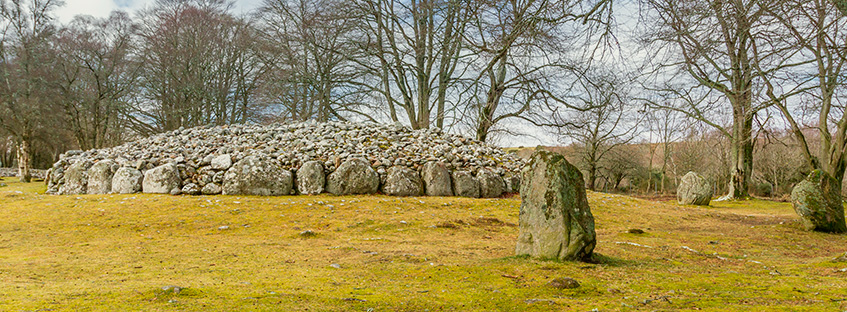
46 121 525 198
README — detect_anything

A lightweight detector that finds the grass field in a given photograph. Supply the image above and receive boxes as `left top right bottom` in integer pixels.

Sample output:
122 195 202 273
1 179 846 311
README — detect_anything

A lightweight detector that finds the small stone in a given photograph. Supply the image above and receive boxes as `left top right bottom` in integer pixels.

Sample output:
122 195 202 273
330 263 341 269
218 225 230 230
181 183 201 195
211 154 232 170
833 252 847 263
548 277 580 289
628 229 644 234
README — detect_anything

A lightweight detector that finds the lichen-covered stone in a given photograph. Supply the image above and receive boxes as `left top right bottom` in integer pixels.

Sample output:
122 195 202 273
182 183 201 195
201 183 222 195
515 150 596 261
326 158 379 195
791 170 847 233
382 166 423 196
422 161 452 196
59 159 93 195
87 159 118 194
111 167 143 194
296 161 325 195
451 170 479 198
676 172 713 205
143 163 182 194
223 156 292 196
478 168 505 198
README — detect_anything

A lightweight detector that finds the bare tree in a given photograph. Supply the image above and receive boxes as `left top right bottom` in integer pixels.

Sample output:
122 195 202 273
136 0 261 133
53 11 140 150
760 0 847 232
0 0 63 181
641 0 779 199
561 71 639 191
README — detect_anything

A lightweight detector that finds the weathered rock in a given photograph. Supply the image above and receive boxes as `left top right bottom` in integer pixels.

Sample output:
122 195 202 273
211 154 232 170
791 170 847 233
451 170 479 198
326 158 379 195
382 166 424 196
111 167 143 194
676 172 713 205
515 150 595 261
504 174 520 193
87 160 118 194
142 163 182 194
478 168 505 198
59 159 93 195
296 160 325 195
223 156 292 196
201 183 222 195
422 161 452 196
548 277 580 289
182 183 201 195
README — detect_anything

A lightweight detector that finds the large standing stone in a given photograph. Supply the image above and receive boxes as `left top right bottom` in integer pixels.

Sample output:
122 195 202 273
143 163 182 194
515 150 596 261
59 159 93 195
676 172 713 205
451 170 479 198
297 161 326 195
478 168 505 198
211 154 233 170
326 158 379 195
87 160 118 194
791 170 847 233
111 167 143 194
422 161 452 196
223 156 292 196
382 166 424 196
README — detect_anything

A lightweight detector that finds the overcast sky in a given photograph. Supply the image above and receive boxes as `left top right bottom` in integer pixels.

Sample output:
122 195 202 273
55 0 264 25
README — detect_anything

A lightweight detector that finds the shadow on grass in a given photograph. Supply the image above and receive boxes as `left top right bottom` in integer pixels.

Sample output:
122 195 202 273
498 253 639 268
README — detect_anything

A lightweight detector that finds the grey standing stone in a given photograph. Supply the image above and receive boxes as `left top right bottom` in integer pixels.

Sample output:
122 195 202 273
791 170 847 233
382 166 424 196
422 161 452 196
296 161 326 195
211 154 232 170
201 183 222 195
143 163 182 194
326 158 379 195
223 156 292 196
451 170 479 198
515 150 596 261
111 167 143 194
478 168 505 198
87 160 118 194
59 159 93 195
676 172 713 205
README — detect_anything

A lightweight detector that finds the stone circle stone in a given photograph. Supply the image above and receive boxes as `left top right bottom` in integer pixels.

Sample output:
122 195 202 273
791 170 847 233
223 156 292 196
111 167 143 194
143 163 181 194
327 158 379 195
515 150 596 261
382 166 424 196
296 160 326 195
201 183 222 195
676 172 712 205
182 183 201 195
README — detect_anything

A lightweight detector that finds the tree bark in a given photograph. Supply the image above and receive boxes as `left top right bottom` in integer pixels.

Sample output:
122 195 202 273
16 139 32 183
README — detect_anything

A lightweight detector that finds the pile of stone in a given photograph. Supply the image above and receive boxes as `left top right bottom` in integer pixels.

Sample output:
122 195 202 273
46 121 524 198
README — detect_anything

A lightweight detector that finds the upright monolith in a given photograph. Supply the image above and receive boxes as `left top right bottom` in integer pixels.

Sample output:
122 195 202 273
515 150 596 261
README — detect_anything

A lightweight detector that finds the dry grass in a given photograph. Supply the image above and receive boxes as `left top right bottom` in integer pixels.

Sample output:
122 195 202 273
0 180 846 311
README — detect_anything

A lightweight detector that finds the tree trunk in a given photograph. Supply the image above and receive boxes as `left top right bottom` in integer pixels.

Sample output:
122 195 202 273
587 164 597 191
727 114 753 198
16 139 32 183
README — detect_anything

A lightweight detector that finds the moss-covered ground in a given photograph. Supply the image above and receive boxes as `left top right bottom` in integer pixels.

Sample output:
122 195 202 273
0 180 846 311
